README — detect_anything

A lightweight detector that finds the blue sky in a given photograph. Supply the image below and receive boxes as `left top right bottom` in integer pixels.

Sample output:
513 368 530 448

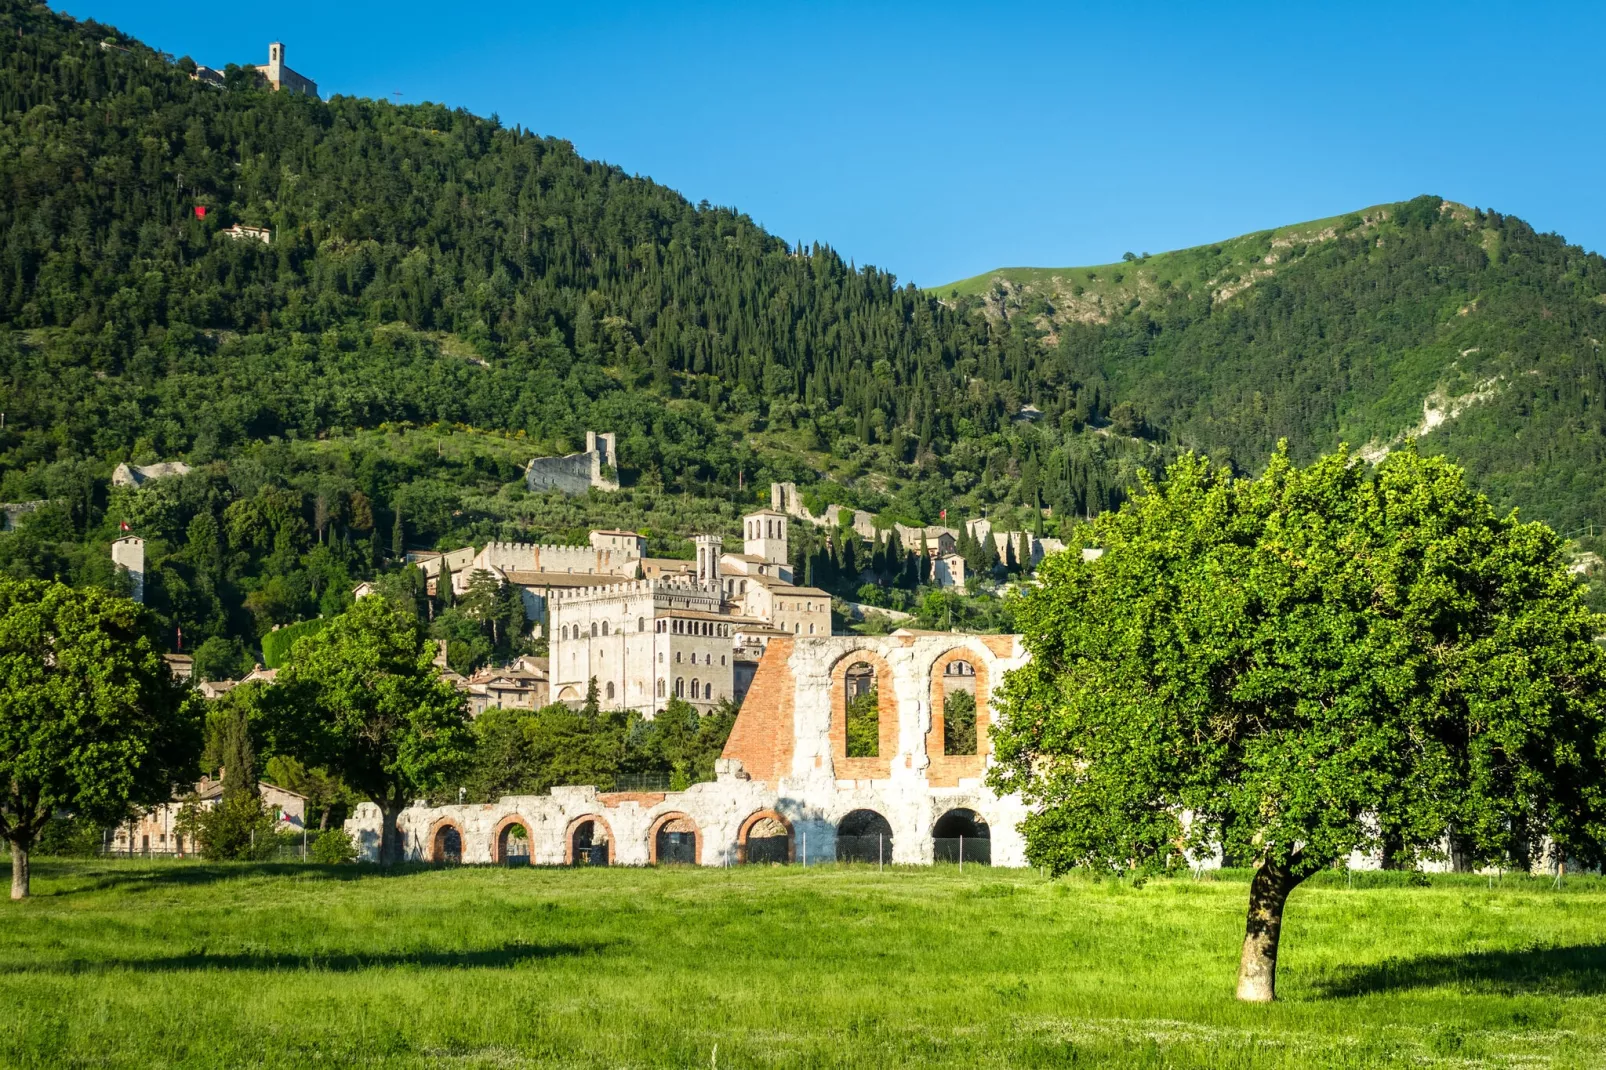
65 1 1606 287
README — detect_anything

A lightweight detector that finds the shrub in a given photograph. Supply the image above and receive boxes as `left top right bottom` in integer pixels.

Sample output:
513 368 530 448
310 829 357 864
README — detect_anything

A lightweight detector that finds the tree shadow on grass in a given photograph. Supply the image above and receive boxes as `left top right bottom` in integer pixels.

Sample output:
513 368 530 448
0 940 612 974
1318 944 1606 998
39 861 453 896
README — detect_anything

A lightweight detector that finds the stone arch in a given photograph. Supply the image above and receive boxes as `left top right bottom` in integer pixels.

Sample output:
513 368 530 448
736 809 794 864
932 807 991 865
426 817 465 864
828 648 898 779
564 813 614 866
491 814 533 865
926 647 992 787
836 808 894 864
648 811 701 865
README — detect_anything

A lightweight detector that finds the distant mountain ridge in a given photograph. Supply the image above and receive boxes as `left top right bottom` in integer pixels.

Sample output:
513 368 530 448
934 197 1606 533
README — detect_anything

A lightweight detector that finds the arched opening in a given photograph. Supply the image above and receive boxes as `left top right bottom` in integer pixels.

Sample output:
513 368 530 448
932 809 990 865
432 824 463 865
836 809 894 864
569 817 611 866
495 819 531 865
943 660 979 755
605 681 615 701
651 813 699 865
601 620 610 636
738 811 793 864
843 661 879 758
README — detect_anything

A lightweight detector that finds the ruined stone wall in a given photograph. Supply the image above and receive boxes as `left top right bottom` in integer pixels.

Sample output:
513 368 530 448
351 632 1047 867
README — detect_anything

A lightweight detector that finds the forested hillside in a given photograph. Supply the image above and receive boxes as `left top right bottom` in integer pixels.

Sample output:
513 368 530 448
940 200 1606 531
2 1 1606 660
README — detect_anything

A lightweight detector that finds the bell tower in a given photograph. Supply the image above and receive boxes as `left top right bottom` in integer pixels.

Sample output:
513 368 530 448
743 510 789 568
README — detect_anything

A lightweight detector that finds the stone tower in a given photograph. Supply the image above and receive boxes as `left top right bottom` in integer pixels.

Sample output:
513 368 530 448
743 510 789 567
694 534 723 589
111 535 145 603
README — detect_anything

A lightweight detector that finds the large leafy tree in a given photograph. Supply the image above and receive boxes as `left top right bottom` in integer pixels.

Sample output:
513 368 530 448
265 597 473 864
992 445 1606 1001
0 579 202 898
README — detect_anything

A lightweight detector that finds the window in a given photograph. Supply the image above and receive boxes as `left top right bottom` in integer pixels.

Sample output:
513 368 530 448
656 679 666 698
605 681 615 701
658 652 664 664
809 624 815 635
691 678 700 699
705 682 714 700
590 622 598 638
638 617 645 632
561 625 569 640
720 655 727 666
675 678 684 698
676 651 682 663
844 661 879 758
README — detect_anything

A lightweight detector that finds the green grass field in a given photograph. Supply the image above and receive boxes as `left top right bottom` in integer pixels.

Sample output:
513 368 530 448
2 860 1605 1068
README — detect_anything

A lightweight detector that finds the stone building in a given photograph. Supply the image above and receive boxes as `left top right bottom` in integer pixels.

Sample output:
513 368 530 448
111 461 191 488
112 776 308 856
111 535 145 603
253 42 318 96
546 512 833 715
525 431 619 495
346 631 1032 867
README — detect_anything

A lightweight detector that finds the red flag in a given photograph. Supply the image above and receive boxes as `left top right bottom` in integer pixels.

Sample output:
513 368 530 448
194 205 207 219
119 521 130 532
940 509 947 520
176 625 183 651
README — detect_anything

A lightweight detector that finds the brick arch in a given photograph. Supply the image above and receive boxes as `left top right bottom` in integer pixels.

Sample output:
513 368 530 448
926 646 992 787
490 813 534 865
563 813 615 865
828 648 899 779
736 809 794 863
647 811 702 865
424 816 465 863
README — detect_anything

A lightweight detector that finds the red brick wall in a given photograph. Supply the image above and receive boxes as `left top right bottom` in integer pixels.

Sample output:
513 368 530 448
828 650 897 780
721 638 796 784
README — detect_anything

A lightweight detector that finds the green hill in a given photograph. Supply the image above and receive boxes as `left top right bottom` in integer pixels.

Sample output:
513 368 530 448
2 0 1606 657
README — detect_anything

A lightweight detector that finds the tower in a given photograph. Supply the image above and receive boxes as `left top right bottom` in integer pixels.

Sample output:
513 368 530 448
694 534 723 588
112 535 146 604
266 42 284 87
743 510 789 567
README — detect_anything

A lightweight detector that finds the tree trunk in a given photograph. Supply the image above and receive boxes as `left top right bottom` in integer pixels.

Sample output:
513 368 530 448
1236 860 1299 1002
378 801 404 866
10 839 29 900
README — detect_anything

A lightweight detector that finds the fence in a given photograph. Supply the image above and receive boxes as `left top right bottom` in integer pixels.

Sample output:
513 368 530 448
932 836 991 866
835 834 893 866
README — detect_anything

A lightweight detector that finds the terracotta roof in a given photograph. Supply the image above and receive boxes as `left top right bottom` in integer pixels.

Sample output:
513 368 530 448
501 570 622 588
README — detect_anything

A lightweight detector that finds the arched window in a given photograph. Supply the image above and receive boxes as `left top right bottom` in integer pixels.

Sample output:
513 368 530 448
675 677 684 698
656 679 665 697
704 682 714 700
720 655 727 666
676 651 682 663
658 652 664 664
942 660 980 755
638 617 645 632
601 620 610 636
844 661 879 758
561 625 569 640
590 622 598 638
808 624 816 635
605 681 615 701
691 678 700 699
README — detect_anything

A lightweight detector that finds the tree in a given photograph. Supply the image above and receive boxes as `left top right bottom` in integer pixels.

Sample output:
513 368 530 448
0 579 202 898
992 446 1606 1002
264 596 473 865
197 694 277 860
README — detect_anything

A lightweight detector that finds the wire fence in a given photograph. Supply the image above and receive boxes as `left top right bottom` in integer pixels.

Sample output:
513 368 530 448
933 836 991 866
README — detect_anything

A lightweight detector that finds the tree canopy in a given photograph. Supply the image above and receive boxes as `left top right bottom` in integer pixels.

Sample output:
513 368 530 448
992 445 1606 1000
264 596 473 864
0 577 201 896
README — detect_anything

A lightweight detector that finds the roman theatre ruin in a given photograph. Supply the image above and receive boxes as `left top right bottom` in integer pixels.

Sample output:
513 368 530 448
345 632 1032 866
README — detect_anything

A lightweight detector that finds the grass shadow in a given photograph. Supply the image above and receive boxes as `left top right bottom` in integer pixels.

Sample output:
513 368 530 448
1319 943 1606 998
40 860 452 896
1 940 612 974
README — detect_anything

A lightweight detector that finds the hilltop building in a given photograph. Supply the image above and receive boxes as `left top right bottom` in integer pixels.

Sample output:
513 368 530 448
253 42 317 96
525 431 619 495
111 535 145 603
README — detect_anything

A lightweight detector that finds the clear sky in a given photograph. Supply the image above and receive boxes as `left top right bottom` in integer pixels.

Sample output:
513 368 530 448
63 1 1606 287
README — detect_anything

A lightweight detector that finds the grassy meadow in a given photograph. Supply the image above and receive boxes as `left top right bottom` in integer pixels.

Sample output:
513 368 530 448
2 860 1605 1068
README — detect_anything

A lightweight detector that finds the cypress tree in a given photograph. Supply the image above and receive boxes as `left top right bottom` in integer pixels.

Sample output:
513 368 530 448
391 504 405 561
